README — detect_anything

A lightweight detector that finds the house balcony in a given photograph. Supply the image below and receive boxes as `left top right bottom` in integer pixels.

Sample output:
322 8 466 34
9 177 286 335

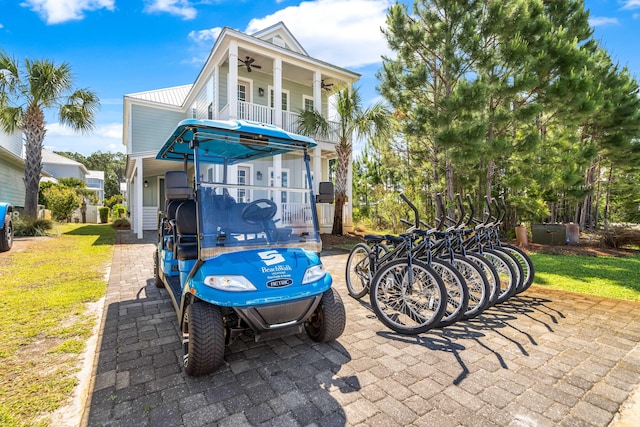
218 101 342 145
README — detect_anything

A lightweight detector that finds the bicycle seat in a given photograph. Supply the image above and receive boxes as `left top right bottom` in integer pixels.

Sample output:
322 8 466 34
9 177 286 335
364 234 385 243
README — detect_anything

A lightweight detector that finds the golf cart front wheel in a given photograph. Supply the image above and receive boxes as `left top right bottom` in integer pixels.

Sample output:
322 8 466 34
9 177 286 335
305 288 346 342
0 216 12 252
182 303 225 376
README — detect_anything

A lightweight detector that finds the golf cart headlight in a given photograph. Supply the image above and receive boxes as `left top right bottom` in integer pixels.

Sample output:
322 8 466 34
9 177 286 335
302 264 326 284
204 275 256 291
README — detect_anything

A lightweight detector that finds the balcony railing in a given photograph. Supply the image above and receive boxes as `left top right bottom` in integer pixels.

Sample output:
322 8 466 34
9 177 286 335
218 101 341 145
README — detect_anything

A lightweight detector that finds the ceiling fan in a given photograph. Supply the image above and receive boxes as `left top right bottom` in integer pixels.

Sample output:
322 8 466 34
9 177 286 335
239 56 262 72
321 80 334 91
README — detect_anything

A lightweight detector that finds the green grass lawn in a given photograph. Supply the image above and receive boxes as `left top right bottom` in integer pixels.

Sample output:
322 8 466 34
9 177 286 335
530 252 640 301
0 223 115 427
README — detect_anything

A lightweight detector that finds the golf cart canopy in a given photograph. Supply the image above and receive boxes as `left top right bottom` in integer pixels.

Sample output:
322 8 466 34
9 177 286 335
156 119 317 165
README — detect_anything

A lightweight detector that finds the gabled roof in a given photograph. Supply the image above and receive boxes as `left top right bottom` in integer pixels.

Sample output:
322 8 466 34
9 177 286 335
250 22 308 56
125 84 193 107
41 149 89 175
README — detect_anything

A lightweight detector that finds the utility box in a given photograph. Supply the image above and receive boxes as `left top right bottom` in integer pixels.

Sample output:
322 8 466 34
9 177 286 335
531 223 567 245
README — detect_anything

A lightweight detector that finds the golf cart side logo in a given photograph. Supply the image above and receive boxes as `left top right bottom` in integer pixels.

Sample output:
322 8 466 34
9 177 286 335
258 250 285 266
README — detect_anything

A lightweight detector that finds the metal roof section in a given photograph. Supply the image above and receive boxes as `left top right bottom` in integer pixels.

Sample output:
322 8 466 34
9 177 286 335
125 84 193 107
41 149 89 174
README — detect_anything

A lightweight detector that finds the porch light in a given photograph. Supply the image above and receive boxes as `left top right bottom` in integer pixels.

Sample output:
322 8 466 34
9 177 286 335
144 180 149 188
256 171 263 180
258 88 265 97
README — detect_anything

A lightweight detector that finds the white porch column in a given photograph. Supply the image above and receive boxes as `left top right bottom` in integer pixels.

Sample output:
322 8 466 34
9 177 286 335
273 57 282 127
313 71 322 114
228 42 238 119
273 154 282 211
345 153 353 230
212 67 218 119
313 147 321 194
135 157 144 239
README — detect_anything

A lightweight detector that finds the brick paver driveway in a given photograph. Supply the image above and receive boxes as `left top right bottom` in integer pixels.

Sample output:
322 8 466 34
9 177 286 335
82 231 640 426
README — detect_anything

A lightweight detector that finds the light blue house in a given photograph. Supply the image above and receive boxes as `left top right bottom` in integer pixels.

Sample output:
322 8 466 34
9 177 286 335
0 130 25 207
123 22 360 238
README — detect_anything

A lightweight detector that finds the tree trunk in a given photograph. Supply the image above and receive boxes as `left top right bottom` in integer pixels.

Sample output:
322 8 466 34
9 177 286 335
603 164 614 228
23 103 47 220
332 139 351 235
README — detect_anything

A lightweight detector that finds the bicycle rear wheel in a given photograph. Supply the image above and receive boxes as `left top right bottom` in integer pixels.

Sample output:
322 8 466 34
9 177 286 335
369 259 447 335
430 259 468 327
345 243 372 299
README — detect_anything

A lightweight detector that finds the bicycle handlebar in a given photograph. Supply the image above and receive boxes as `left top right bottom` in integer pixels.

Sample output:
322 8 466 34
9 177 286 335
400 193 420 230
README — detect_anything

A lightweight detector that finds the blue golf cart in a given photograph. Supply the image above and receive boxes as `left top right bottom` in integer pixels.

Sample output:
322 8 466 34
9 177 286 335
0 203 13 252
153 119 346 376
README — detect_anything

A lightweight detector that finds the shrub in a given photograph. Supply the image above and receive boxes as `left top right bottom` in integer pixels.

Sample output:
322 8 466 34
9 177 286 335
111 203 126 220
44 186 80 221
98 207 110 223
600 226 640 249
104 194 124 209
13 217 53 236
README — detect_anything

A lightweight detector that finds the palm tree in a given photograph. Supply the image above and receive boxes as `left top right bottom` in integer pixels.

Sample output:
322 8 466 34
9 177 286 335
0 52 99 219
298 86 391 235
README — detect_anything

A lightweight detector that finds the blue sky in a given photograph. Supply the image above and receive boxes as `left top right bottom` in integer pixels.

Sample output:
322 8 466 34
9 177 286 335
1 0 639 156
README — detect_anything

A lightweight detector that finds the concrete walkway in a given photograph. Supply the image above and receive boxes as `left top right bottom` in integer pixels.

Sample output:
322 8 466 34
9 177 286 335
81 231 640 426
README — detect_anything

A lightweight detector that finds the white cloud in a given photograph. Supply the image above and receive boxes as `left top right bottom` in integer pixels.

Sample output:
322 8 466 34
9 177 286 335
144 0 197 20
245 0 393 68
44 122 123 155
188 27 222 43
21 0 114 25
621 0 640 10
589 16 620 27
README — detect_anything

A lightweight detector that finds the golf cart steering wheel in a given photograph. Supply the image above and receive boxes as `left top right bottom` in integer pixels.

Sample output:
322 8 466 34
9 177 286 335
242 199 278 224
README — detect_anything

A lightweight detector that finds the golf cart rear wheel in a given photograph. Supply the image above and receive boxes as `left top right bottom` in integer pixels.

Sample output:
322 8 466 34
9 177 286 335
305 288 346 342
153 250 164 288
0 216 12 252
182 303 225 376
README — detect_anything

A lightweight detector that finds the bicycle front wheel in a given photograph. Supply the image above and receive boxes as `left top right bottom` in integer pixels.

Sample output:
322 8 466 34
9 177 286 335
369 259 447 335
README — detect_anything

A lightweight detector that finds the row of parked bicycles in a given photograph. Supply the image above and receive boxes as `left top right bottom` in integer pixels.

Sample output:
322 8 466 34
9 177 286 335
345 193 534 335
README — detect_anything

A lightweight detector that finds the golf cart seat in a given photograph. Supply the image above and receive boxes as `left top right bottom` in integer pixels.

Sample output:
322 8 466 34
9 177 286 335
165 170 193 201
175 200 198 260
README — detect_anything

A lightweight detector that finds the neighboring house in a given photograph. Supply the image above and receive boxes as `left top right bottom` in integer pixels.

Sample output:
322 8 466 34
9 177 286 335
85 170 105 204
42 149 89 180
123 22 360 238
42 150 106 222
0 129 26 207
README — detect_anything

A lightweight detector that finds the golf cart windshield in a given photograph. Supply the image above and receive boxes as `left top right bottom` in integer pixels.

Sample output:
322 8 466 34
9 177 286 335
198 181 321 258
157 119 323 259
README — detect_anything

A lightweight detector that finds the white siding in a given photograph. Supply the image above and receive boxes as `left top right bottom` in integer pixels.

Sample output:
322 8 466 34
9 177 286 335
194 84 209 120
143 206 159 230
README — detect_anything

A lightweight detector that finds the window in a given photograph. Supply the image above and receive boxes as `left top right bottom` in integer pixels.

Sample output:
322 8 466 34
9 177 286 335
268 167 290 203
238 83 248 119
237 166 249 203
238 84 247 102
269 89 289 111
303 97 314 112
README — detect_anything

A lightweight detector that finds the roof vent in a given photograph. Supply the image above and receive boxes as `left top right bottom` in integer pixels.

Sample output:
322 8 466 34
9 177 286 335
272 36 285 48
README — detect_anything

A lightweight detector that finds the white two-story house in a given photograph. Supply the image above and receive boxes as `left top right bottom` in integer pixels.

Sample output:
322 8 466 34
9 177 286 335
123 22 360 238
